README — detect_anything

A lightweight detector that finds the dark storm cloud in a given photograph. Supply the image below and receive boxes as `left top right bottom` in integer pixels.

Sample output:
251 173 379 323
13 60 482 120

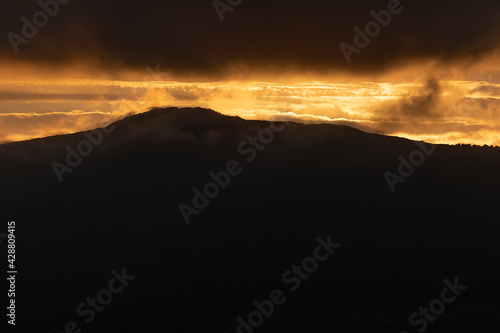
385 78 442 119
1 0 500 75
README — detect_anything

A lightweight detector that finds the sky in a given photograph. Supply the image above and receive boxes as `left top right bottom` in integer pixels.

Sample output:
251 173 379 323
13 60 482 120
1 0 500 145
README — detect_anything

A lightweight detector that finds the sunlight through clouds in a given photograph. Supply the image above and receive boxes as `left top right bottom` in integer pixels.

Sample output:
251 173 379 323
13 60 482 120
1 66 500 145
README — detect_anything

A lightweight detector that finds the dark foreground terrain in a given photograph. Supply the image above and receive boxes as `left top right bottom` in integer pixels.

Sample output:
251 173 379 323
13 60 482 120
0 107 499 332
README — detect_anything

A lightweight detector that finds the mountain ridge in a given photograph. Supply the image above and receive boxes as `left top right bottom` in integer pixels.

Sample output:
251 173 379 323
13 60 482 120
1 106 500 332
0 106 425 150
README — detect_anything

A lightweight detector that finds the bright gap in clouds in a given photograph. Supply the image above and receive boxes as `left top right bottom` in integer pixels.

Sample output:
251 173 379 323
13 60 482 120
1 68 500 146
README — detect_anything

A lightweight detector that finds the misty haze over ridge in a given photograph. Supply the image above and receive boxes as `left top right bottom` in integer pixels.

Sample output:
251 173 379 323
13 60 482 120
0 106 452 165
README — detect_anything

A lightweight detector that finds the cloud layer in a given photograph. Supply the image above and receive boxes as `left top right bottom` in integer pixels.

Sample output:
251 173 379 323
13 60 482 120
1 0 500 76
2 74 500 145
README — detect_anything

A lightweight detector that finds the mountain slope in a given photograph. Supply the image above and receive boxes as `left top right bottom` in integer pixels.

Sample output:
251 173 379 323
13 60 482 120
1 107 499 332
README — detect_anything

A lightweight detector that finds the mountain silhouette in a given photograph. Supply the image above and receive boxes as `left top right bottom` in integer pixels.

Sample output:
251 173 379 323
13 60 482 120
1 107 499 332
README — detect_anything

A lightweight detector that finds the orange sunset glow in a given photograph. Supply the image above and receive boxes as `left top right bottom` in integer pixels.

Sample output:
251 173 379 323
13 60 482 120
1 57 500 146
